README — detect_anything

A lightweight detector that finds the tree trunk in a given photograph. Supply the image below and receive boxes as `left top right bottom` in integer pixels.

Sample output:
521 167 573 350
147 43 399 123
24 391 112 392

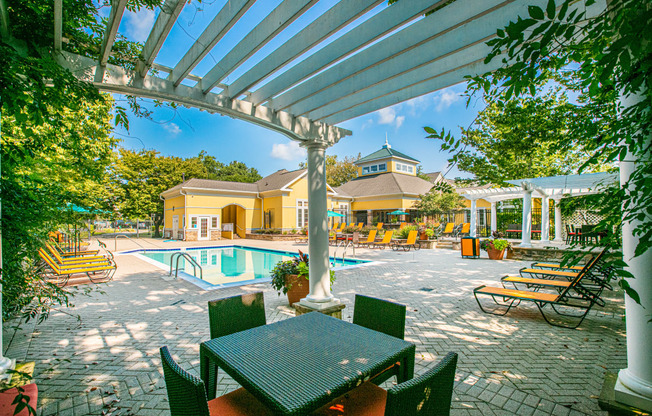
154 217 163 238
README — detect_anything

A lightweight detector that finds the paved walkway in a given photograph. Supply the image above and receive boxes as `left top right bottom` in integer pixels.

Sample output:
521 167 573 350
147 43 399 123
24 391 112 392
3 238 626 416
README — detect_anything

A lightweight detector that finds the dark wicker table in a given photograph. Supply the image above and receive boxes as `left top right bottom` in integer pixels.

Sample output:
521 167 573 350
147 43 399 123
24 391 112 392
200 311 415 415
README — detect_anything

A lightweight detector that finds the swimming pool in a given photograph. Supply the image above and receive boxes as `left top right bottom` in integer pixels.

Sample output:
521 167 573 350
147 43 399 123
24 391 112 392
133 245 370 290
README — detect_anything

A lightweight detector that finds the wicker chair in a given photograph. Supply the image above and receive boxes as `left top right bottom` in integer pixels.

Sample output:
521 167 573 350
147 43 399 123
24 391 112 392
313 352 458 416
160 346 272 416
353 295 406 384
208 292 266 339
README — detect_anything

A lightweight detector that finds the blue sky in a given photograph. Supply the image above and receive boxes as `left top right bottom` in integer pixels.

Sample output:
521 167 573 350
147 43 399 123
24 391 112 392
110 0 487 178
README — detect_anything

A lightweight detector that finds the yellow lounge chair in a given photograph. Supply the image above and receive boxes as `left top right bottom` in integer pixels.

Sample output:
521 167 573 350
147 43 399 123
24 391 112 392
441 223 455 237
52 240 100 256
459 223 471 236
399 222 407 229
332 223 340 231
357 230 377 248
46 243 108 265
376 223 384 230
373 230 393 249
39 248 111 269
39 249 116 286
356 223 363 229
392 230 420 251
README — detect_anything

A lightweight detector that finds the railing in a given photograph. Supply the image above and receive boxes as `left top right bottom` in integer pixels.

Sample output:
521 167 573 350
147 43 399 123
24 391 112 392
340 240 355 265
114 234 148 252
169 252 203 280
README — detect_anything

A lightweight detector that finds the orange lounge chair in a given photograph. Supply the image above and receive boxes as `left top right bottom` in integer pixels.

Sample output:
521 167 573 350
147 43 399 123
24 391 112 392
441 223 455 237
373 231 393 249
392 230 420 251
357 230 377 248
458 223 471 237
399 222 406 229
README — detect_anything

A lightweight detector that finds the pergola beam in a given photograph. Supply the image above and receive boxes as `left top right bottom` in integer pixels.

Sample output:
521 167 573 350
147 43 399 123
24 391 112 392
169 0 255 87
250 0 449 106
57 51 350 144
136 0 186 78
226 0 384 99
200 0 319 94
99 0 128 66
270 0 515 113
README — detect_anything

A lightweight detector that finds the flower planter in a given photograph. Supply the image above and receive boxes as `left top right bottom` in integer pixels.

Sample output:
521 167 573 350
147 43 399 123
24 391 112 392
486 247 506 260
285 274 310 306
420 231 428 240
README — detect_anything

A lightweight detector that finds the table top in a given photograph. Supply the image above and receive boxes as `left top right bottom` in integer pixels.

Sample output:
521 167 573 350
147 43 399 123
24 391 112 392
201 312 415 416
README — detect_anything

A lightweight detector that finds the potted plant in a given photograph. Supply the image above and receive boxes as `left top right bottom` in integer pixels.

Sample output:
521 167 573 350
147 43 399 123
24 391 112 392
480 238 512 260
270 250 336 306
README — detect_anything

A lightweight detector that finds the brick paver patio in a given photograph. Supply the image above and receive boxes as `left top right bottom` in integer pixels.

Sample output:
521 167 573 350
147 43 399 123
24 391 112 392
3 238 626 415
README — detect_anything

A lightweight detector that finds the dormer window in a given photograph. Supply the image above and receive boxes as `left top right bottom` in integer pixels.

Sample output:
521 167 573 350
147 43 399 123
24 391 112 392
362 167 370 174
371 165 378 172
396 163 414 173
379 163 386 171
361 163 387 175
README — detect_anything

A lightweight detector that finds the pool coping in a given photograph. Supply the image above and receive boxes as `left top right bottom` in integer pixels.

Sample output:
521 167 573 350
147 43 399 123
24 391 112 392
119 244 382 291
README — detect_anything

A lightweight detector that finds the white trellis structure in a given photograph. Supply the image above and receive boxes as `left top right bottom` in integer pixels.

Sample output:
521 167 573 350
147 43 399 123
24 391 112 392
3 0 652 411
460 172 618 246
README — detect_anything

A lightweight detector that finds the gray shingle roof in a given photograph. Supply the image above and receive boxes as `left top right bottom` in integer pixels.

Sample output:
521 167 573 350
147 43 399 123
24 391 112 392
355 146 419 164
255 169 306 192
335 173 433 197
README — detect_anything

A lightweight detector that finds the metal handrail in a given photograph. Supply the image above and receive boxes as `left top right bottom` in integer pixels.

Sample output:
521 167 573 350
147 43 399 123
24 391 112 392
169 252 203 280
114 234 148 252
341 241 355 265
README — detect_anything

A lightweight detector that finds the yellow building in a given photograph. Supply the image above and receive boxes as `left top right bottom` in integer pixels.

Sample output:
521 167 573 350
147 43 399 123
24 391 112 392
160 141 492 241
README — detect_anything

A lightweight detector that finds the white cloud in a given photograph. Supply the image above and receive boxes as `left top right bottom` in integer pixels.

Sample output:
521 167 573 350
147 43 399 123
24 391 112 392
376 106 405 129
270 141 306 161
405 95 429 116
433 87 463 112
163 123 181 135
395 115 405 128
123 9 156 42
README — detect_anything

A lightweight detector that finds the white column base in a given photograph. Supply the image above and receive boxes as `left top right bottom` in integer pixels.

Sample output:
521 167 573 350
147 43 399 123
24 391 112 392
298 297 340 310
615 369 652 412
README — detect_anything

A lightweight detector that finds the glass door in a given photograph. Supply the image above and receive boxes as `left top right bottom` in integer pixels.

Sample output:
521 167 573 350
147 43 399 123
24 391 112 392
199 217 209 240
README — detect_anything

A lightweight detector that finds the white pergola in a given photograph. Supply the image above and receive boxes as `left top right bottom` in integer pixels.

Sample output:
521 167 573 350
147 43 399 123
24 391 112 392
460 172 618 247
2 0 651 411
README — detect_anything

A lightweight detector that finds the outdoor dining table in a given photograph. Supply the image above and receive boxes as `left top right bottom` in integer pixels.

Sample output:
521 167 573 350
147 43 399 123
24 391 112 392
200 311 415 416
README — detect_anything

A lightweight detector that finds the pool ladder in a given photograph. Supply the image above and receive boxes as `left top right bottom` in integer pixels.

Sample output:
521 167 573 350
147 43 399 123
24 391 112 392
169 252 203 280
333 240 355 266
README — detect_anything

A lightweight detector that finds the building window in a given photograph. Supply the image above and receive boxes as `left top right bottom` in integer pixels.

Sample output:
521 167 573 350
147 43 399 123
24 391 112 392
338 204 348 224
362 166 370 174
371 165 378 172
378 163 386 171
297 200 308 228
211 216 219 228
190 216 198 228
408 166 414 173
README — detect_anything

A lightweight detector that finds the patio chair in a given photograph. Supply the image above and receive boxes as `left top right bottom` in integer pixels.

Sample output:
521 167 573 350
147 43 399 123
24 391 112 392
440 223 455 237
160 346 273 416
506 224 522 239
376 222 384 230
208 292 266 339
358 229 378 248
356 222 364 229
392 230 420 252
565 224 578 244
399 222 407 229
46 243 108 265
473 257 604 328
519 248 612 288
457 223 470 238
332 223 340 231
373 230 394 249
353 294 406 384
51 240 101 256
313 352 458 416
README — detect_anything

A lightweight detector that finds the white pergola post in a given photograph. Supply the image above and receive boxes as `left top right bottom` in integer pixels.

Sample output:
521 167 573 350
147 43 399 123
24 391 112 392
469 199 477 237
520 187 533 248
541 195 550 243
614 92 652 411
490 201 497 234
300 141 337 308
553 198 563 242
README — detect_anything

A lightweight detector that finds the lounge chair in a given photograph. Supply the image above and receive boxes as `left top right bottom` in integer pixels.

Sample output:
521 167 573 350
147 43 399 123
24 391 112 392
519 249 613 288
392 230 420 251
331 223 340 231
440 223 455 237
399 222 407 229
356 222 363 229
38 249 116 286
357 230 377 248
473 257 605 328
46 243 108 264
376 223 384 230
456 223 471 238
51 240 101 256
313 352 457 416
373 230 393 249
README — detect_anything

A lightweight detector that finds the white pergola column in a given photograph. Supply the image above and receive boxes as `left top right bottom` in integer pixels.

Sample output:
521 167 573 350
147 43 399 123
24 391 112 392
614 92 652 411
553 198 563 242
300 141 337 308
469 199 477 237
519 187 533 248
490 201 497 234
541 195 550 243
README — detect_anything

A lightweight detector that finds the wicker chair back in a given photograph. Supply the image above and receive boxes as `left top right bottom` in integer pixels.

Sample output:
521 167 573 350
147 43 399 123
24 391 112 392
160 346 211 416
208 292 266 339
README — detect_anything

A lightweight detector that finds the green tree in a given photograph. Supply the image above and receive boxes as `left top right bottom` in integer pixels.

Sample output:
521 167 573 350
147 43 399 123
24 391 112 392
189 151 262 182
300 154 360 187
430 90 610 186
413 184 465 216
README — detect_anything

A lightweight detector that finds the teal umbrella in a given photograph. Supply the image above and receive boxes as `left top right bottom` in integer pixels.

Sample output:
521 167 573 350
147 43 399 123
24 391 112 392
389 210 409 215
327 210 345 217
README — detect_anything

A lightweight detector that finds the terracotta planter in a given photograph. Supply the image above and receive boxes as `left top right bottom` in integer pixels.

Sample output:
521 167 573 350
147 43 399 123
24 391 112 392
420 231 428 240
285 274 310 306
486 247 506 260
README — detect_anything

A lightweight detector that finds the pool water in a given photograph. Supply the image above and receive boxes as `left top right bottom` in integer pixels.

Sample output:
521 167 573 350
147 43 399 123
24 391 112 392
137 246 368 289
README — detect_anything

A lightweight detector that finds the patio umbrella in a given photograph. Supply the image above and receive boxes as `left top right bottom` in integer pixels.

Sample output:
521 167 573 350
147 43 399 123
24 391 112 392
327 210 345 217
389 210 409 215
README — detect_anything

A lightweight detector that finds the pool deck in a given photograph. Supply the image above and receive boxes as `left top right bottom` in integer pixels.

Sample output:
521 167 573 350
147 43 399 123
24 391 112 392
3 237 626 416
